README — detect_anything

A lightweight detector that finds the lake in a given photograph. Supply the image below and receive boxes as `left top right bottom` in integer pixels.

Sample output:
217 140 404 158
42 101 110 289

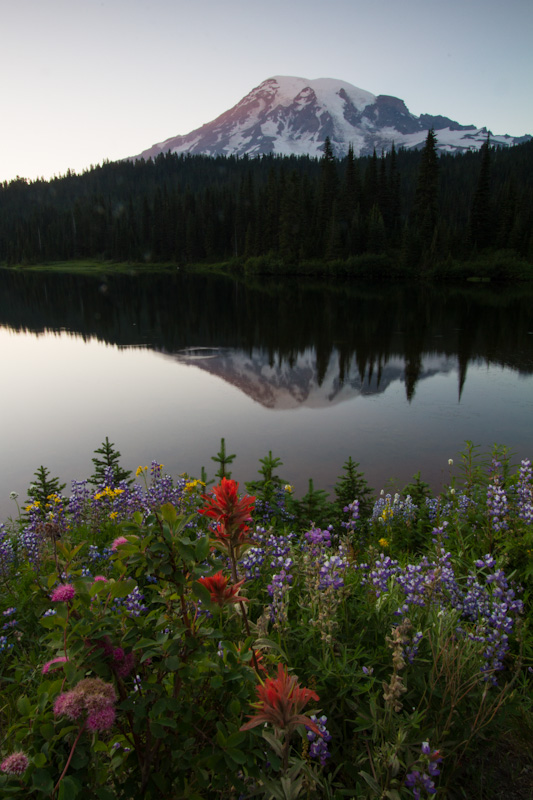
1 268 532 521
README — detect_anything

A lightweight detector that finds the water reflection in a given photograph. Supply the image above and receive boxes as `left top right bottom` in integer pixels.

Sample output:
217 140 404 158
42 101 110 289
2 269 532 403
0 268 532 519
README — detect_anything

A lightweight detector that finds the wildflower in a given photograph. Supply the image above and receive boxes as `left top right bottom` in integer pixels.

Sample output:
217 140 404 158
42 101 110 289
0 752 29 775
284 484 294 494
54 678 117 730
50 584 76 603
42 656 69 674
9 491 18 500
86 705 116 732
135 465 147 477
240 662 322 736
379 537 389 549
448 459 453 466
185 479 204 492
93 575 108 582
111 536 128 551
198 571 249 607
306 715 332 765
200 478 255 531
199 478 255 557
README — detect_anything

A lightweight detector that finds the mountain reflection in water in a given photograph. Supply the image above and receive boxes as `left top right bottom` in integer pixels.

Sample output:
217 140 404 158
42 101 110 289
1 268 532 519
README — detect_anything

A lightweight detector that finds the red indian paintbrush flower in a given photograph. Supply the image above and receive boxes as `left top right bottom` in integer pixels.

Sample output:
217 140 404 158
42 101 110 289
240 662 323 736
199 478 255 557
198 571 249 607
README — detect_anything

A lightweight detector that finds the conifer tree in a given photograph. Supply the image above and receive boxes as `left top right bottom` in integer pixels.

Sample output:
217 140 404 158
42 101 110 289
412 129 439 254
89 437 133 486
26 466 66 507
469 137 494 250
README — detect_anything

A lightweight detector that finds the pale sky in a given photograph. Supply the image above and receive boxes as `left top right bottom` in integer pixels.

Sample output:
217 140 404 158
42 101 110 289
1 0 532 183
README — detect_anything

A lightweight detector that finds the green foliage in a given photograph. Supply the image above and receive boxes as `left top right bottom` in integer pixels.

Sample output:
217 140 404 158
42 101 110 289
26 465 66 506
333 456 374 520
89 437 133 487
2 141 532 276
246 451 285 500
211 437 236 480
1 442 533 799
293 479 330 529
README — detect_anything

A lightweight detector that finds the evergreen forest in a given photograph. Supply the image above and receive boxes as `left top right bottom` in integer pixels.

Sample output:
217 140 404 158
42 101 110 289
1 134 532 279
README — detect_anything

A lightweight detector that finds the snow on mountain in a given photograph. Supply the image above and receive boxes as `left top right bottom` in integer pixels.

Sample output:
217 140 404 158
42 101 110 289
131 75 531 161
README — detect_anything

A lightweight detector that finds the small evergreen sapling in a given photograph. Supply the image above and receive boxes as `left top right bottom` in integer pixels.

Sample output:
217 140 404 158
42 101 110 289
333 456 373 519
26 466 66 507
211 438 236 480
89 437 133 487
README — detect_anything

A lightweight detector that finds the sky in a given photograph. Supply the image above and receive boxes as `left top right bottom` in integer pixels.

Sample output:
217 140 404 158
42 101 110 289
1 0 532 184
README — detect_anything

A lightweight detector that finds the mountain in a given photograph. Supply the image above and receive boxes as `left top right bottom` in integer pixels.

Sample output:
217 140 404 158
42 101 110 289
131 76 531 161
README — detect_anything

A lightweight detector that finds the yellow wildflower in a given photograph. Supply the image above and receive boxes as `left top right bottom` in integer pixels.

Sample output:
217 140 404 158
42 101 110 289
109 511 119 520
378 537 389 549
185 479 205 493
381 506 393 522
136 465 148 477
284 484 294 494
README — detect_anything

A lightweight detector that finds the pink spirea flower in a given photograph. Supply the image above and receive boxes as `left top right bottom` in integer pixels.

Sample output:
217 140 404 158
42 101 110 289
54 691 83 720
42 656 68 674
50 584 76 602
86 705 116 732
54 678 117 728
111 537 128 551
0 751 29 775
93 575 108 582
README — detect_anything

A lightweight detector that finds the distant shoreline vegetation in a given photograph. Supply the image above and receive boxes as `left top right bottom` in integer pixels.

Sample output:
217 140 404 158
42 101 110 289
1 134 532 280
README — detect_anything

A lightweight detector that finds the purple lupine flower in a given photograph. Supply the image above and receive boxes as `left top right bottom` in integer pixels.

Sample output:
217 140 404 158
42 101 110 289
306 715 332 766
486 479 508 532
341 499 359 532
516 459 533 524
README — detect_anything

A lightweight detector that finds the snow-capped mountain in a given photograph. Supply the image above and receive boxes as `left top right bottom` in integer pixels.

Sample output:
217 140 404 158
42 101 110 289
131 76 530 161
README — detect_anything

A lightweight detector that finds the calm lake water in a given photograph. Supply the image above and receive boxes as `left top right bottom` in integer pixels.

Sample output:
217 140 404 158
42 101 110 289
1 268 532 521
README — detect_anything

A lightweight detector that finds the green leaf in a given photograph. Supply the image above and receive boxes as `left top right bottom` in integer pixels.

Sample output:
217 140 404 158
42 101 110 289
32 768 54 793
33 753 47 768
160 503 178 524
38 692 49 713
195 536 210 561
39 723 55 740
58 776 81 800
359 771 381 793
192 580 212 606
176 542 196 562
108 578 137 599
16 695 31 716
225 730 245 748
132 638 159 651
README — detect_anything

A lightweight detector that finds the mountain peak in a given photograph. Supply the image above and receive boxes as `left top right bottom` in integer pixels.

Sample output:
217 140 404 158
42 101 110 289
131 76 530 162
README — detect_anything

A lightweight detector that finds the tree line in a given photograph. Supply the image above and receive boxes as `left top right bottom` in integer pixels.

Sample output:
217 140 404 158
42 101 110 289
1 133 532 277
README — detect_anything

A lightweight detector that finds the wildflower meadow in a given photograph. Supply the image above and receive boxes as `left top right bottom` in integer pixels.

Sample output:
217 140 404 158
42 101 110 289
0 442 532 799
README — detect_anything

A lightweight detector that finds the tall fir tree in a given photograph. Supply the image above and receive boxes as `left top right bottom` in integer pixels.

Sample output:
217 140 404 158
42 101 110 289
469 137 494 251
412 129 439 256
